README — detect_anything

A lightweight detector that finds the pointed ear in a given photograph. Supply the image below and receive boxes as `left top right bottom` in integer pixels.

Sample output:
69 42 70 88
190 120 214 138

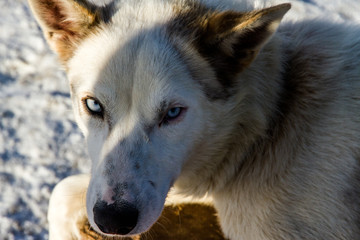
196 3 291 87
28 0 109 63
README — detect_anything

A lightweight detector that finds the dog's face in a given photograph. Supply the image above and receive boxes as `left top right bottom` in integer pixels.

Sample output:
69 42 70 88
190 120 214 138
29 0 289 236
68 27 212 234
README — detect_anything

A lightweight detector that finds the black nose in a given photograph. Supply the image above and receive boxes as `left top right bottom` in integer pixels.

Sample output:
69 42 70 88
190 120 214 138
93 200 139 235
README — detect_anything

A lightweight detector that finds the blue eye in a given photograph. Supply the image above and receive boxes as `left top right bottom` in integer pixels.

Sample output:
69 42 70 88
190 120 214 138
166 107 182 120
85 98 103 115
160 107 185 126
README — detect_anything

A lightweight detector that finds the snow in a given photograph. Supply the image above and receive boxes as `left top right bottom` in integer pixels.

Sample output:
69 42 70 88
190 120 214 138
0 0 359 239
0 1 90 239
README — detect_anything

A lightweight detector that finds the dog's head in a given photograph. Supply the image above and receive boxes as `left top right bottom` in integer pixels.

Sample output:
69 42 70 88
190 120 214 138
29 0 289 237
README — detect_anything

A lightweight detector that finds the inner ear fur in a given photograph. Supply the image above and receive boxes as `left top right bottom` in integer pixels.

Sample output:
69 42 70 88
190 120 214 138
28 0 110 63
195 3 291 88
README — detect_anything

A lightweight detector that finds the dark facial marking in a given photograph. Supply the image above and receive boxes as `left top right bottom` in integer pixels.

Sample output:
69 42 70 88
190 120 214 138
135 162 141 170
113 182 128 199
166 2 245 100
149 180 156 189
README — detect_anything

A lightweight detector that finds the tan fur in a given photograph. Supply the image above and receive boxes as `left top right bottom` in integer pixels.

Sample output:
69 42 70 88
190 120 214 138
27 0 109 63
48 175 223 240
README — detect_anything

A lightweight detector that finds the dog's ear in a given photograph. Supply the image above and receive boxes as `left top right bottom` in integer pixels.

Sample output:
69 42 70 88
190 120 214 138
28 0 110 63
196 3 291 87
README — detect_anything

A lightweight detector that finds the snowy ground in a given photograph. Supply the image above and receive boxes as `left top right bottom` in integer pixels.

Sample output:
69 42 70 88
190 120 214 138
0 0 359 239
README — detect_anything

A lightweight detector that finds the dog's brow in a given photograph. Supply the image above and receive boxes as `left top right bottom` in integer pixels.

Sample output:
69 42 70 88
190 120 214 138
155 100 169 123
157 100 168 113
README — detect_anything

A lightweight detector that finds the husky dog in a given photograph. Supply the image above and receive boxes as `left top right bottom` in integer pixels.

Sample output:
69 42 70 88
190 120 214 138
28 0 360 239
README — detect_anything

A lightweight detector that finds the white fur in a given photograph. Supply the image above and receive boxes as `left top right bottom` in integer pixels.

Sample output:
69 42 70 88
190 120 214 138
48 175 89 240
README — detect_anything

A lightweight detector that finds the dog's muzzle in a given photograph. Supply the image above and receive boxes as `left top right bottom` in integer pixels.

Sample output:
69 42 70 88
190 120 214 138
93 200 139 235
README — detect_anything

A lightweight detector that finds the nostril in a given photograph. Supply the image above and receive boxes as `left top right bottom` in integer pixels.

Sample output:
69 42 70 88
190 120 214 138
93 200 139 235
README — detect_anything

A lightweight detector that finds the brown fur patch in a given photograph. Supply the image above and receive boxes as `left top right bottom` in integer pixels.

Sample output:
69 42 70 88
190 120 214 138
28 0 114 63
167 2 290 99
79 203 225 240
